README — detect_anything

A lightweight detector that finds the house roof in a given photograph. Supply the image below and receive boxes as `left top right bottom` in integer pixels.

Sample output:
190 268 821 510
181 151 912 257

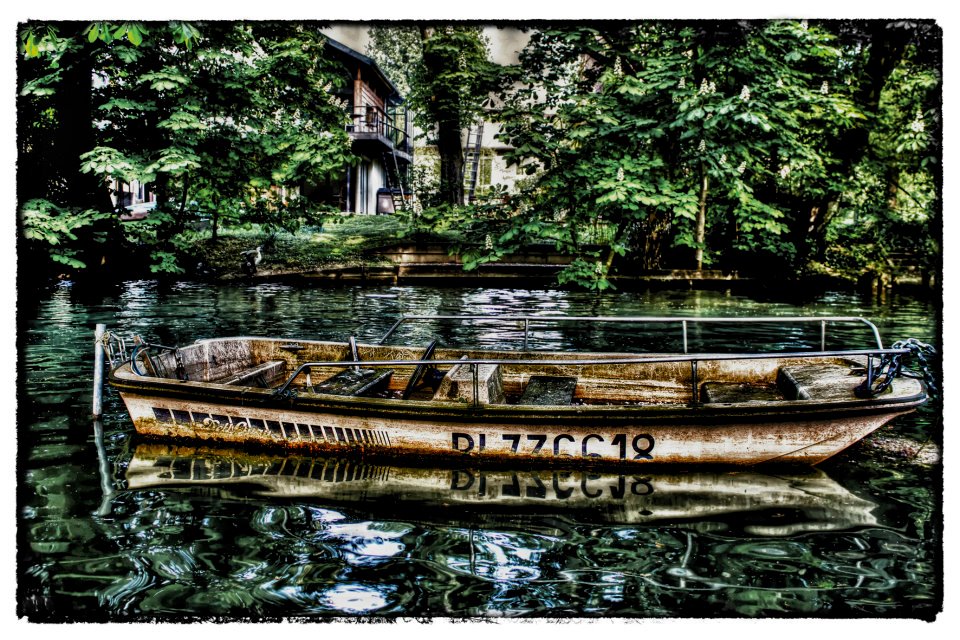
324 36 405 105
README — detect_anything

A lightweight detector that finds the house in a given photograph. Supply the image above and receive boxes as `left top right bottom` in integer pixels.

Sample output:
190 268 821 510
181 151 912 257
111 179 157 220
304 36 413 214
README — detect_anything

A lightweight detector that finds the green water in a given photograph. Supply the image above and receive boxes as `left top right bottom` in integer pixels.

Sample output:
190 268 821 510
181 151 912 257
17 281 942 620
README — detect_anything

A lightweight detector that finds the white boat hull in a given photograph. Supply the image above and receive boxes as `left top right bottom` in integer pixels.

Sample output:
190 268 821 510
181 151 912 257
120 391 912 465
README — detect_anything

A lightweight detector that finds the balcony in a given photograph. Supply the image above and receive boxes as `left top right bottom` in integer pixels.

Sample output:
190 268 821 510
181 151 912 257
346 105 412 161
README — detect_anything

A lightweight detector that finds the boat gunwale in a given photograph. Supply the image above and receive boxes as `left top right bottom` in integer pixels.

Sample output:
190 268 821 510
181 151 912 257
108 363 927 425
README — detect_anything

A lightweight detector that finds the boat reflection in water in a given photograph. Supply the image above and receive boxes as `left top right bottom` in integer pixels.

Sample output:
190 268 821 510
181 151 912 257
124 442 877 536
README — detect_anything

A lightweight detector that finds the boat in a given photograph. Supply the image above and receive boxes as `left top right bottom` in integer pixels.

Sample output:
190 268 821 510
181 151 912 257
106 314 929 466
123 442 880 534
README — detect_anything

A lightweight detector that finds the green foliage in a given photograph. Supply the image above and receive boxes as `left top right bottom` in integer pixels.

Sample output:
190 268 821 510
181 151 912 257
20 199 114 269
489 21 939 287
18 20 356 275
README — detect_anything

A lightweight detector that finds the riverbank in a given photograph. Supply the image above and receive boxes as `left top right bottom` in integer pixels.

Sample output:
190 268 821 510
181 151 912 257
201 238 936 297
27 216 936 298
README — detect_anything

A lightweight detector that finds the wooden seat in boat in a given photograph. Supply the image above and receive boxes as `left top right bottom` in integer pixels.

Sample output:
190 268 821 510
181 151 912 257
214 360 286 387
777 364 861 401
519 376 578 405
313 368 394 397
700 382 783 403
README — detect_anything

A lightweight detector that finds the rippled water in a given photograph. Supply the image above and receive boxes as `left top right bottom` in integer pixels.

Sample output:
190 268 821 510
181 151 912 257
17 281 941 620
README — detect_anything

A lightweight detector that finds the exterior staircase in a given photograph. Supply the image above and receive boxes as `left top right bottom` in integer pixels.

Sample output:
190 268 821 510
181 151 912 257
463 121 485 204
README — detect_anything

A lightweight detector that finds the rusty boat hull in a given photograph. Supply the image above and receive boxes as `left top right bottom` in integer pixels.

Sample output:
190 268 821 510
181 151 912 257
108 334 927 466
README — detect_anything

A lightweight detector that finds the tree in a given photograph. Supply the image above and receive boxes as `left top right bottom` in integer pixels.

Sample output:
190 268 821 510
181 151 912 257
369 24 496 205
816 21 941 286
488 21 910 288
18 21 354 273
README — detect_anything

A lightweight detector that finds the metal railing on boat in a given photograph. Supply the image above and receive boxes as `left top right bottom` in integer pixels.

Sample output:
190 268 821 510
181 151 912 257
274 346 910 407
377 315 886 353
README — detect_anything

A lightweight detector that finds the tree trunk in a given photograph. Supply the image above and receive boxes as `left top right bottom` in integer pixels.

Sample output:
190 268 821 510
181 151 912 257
54 44 113 211
419 26 465 206
695 166 709 271
436 123 465 205
211 194 220 242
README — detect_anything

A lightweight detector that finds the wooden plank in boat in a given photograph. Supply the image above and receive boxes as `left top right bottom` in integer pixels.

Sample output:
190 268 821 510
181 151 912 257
778 364 861 401
314 368 394 397
701 382 783 403
519 376 578 405
215 360 286 387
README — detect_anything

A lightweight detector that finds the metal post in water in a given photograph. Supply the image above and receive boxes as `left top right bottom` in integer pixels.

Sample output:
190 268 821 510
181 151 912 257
92 324 106 418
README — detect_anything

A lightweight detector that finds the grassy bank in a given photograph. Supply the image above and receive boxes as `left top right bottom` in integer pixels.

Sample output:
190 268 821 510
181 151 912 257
185 215 413 279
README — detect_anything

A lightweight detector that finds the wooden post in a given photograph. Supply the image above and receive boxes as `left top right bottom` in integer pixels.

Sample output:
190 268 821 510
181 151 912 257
92 324 106 418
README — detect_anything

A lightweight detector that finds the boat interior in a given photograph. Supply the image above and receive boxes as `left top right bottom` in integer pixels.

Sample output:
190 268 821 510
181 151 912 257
127 335 889 407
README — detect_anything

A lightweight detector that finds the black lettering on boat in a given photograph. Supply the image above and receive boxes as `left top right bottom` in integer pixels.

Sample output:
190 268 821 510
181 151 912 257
553 434 574 456
611 434 627 460
527 434 547 454
632 434 655 460
452 432 474 453
582 434 604 458
502 434 522 453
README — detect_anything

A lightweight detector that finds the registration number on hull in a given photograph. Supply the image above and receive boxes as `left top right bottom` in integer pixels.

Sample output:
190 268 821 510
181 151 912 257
452 432 656 460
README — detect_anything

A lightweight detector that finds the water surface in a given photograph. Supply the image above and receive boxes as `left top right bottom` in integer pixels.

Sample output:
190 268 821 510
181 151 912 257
17 282 941 620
